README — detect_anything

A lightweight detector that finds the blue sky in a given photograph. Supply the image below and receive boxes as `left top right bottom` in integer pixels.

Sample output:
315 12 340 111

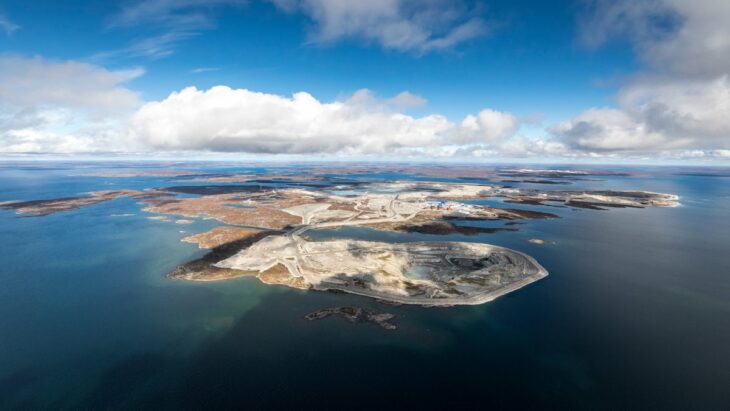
0 0 728 162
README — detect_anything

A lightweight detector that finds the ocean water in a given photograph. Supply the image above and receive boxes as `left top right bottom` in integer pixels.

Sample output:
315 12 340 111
0 162 728 410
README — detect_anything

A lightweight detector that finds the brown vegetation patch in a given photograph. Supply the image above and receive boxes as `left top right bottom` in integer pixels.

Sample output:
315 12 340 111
168 231 274 281
182 226 262 249
0 190 166 216
143 193 301 229
258 263 311 290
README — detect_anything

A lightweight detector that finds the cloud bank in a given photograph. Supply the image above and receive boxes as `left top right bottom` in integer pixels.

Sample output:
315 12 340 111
0 57 525 157
0 56 141 153
2 0 729 162
553 0 730 158
129 86 518 154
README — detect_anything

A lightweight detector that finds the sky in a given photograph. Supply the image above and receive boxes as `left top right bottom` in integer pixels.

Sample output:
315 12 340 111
0 0 729 163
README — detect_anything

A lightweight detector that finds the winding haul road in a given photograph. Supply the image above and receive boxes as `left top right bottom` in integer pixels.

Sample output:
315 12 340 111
258 193 548 306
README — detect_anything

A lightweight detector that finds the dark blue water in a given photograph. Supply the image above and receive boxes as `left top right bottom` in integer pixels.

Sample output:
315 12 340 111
0 163 728 410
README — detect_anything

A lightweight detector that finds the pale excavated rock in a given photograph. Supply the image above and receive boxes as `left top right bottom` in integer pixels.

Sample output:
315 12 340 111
216 235 548 306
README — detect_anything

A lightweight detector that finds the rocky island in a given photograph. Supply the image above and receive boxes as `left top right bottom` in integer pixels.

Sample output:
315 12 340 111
305 307 397 330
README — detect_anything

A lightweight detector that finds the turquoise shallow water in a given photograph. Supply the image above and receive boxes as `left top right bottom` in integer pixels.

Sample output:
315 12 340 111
0 163 728 409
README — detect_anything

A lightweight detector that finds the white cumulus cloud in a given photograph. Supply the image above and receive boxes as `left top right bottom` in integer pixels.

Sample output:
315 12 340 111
457 109 518 143
0 56 142 154
0 57 530 157
388 91 428 109
579 0 730 77
129 86 521 155
553 0 730 158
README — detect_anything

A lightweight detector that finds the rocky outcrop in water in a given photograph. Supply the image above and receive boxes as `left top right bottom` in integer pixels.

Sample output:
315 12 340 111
305 307 397 330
